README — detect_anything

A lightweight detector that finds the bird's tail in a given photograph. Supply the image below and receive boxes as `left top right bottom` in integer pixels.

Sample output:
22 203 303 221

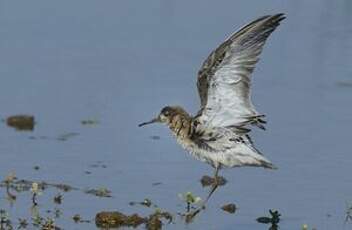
243 135 277 169
249 114 267 130
243 134 278 169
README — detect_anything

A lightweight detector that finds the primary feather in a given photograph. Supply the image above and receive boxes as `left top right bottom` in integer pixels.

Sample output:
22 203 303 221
197 14 285 129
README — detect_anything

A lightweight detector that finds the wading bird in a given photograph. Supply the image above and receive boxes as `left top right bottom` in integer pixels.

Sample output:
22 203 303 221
139 14 285 200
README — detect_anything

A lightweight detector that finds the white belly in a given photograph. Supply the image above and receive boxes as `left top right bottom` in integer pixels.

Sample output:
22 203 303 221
175 135 222 168
174 133 273 169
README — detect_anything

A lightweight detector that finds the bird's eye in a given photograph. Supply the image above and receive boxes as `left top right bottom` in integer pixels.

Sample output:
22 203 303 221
163 111 170 116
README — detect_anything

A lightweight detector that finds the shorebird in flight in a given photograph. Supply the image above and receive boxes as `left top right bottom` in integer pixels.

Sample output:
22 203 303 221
139 14 285 197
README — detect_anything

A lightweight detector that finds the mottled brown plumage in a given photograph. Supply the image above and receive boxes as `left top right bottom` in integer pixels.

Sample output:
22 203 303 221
160 106 192 139
139 14 285 177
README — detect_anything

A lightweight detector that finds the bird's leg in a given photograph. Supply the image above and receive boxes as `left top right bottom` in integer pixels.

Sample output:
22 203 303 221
214 165 220 181
204 166 220 203
184 166 221 223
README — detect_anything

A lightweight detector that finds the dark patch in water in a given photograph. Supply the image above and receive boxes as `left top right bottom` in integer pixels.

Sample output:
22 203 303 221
152 182 162 186
256 209 281 230
150 135 161 140
28 133 79 142
56 132 79 141
84 188 112 198
53 194 62 205
336 81 352 88
129 198 155 208
200 175 227 187
5 115 35 131
72 214 91 223
95 210 172 230
89 161 107 169
81 118 99 126
221 203 237 214
95 211 146 228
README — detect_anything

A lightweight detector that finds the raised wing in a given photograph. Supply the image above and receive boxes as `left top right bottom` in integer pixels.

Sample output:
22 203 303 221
197 14 285 129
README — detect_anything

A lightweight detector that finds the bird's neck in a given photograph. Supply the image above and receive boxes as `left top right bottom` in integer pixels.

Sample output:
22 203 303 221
167 112 194 139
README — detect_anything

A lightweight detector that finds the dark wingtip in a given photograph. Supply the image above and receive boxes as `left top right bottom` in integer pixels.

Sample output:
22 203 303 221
273 13 286 19
263 162 278 170
272 13 286 24
256 13 286 23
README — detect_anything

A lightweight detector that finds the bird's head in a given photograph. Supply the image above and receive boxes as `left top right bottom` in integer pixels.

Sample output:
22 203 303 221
138 106 189 127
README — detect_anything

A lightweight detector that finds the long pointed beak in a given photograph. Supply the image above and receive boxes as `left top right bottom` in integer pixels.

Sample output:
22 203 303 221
138 117 160 127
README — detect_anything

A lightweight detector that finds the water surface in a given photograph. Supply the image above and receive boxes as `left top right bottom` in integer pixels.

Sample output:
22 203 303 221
0 0 352 229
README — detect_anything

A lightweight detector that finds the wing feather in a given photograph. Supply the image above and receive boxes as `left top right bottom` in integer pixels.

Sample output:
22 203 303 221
197 14 285 129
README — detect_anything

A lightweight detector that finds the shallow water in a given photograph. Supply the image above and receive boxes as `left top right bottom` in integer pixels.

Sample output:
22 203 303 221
0 0 352 229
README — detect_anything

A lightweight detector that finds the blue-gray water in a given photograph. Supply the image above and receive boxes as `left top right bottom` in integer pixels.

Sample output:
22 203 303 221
0 0 352 229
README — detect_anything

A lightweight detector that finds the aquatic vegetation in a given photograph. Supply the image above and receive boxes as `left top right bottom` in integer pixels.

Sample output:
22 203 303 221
72 214 90 224
81 118 100 126
40 218 58 230
0 209 11 229
145 214 162 230
0 206 62 230
30 182 42 206
5 115 35 131
301 224 317 230
145 210 173 230
18 218 28 229
0 172 329 229
129 198 173 224
72 214 81 223
221 203 237 214
84 187 112 197
129 198 154 208
32 215 60 230
4 173 16 185
178 192 202 212
200 175 227 187
1 174 113 198
141 198 152 207
256 209 281 230
53 194 62 205
95 211 147 228
4 173 17 206
95 209 173 230
49 183 76 192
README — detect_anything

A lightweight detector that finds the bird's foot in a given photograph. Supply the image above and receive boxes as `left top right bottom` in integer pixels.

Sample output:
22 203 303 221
200 175 227 187
183 205 205 223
